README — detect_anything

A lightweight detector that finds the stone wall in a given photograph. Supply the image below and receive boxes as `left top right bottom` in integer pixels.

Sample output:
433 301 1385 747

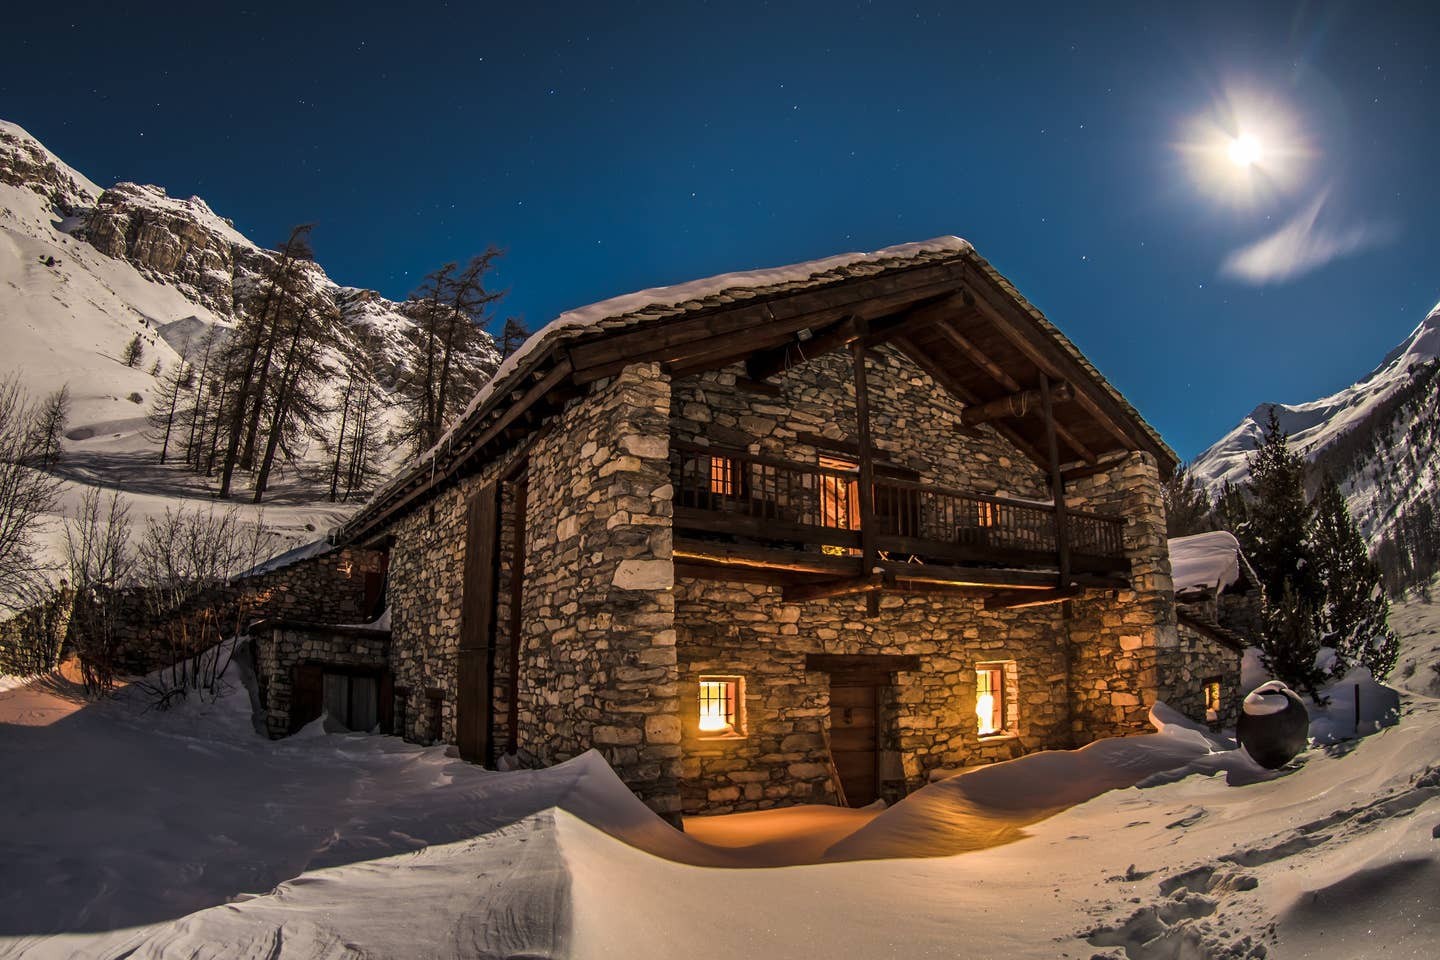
110 545 384 671
381 363 682 817
0 546 381 678
675 579 1073 814
0 588 73 675
385 453 523 744
668 348 1073 816
514 362 681 817
670 347 1050 500
1168 614 1243 728
252 622 391 738
1064 452 1180 740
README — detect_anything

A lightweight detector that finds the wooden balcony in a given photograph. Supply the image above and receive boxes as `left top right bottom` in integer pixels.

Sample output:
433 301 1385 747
671 442 1130 601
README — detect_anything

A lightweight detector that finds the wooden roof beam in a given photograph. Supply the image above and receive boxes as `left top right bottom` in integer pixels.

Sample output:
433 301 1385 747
745 292 971 382
984 587 1081 610
783 573 884 604
566 261 968 378
935 321 1095 463
894 334 1053 469
744 314 862 381
964 285 1140 453
935 323 1020 392
960 381 1074 426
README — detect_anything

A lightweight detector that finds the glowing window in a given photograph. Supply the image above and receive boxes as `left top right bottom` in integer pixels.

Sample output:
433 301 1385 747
975 501 999 528
698 677 742 737
1204 679 1222 722
818 456 860 530
710 456 740 497
976 666 1004 736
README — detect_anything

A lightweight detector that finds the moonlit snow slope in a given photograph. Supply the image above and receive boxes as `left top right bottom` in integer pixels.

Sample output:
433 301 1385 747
3 593 1438 960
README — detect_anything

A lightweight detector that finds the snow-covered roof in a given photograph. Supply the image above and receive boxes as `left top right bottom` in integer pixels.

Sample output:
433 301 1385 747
335 237 1177 544
1168 530 1246 596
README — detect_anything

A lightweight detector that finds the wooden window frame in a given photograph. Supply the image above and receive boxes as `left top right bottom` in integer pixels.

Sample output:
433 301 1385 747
1203 677 1222 723
708 454 750 499
975 660 1019 739
696 675 745 739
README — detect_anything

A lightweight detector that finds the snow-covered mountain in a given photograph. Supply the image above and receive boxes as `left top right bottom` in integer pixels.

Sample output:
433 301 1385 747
1 122 499 470
0 119 500 561
1192 300 1440 567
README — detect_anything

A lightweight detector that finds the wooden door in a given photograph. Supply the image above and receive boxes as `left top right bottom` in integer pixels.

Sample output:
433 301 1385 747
289 663 324 734
829 682 879 806
457 484 499 764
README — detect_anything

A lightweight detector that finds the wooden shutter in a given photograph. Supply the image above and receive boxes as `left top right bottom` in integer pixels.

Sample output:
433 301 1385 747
457 484 499 763
289 663 324 734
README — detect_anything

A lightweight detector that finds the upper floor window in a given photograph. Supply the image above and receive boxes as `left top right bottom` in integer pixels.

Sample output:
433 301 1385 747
818 455 860 530
709 455 742 497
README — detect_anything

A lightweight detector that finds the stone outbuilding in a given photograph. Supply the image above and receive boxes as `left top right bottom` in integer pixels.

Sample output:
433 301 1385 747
1167 530 1257 728
270 236 1231 820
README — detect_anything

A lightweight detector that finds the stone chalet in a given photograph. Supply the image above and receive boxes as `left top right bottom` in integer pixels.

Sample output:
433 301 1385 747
252 237 1243 821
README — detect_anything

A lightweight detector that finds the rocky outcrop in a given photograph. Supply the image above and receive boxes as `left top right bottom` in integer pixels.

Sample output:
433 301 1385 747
0 125 97 215
85 183 246 316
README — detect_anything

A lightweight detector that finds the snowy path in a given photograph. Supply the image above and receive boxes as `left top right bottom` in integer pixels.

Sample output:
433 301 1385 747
2 614 1438 958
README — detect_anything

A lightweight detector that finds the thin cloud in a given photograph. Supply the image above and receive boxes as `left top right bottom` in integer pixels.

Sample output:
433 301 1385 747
1221 191 1395 284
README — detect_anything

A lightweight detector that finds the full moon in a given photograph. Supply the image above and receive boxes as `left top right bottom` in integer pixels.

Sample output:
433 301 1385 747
1228 133 1262 167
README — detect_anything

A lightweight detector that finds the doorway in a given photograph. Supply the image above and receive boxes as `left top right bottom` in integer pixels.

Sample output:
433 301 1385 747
829 680 879 806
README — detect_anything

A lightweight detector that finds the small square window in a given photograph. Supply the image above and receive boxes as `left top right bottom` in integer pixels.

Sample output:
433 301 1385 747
1204 678 1222 723
975 660 1018 738
697 676 743 738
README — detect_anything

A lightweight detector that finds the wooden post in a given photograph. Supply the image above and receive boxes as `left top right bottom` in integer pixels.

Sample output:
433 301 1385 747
1040 373 1071 589
851 333 880 617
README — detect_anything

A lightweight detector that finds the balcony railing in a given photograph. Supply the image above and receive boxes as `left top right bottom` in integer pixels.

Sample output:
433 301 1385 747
671 442 1127 571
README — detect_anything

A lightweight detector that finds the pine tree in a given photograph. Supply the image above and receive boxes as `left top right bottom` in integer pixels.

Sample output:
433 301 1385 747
1311 474 1399 679
1238 409 1327 697
499 316 530 360
1162 462 1216 537
251 292 338 502
1215 479 1249 535
400 249 505 455
24 384 70 470
217 224 315 498
147 360 195 464
1259 580 1328 699
121 333 144 367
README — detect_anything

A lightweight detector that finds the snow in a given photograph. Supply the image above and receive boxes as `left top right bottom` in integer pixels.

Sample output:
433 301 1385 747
1168 529 1244 595
3 594 1437 958
238 537 333 579
1243 681 1293 716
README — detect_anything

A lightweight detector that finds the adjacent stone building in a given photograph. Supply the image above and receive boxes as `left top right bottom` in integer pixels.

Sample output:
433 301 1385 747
267 237 1240 820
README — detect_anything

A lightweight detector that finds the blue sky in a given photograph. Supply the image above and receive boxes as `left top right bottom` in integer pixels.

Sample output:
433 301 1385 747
3 0 1437 459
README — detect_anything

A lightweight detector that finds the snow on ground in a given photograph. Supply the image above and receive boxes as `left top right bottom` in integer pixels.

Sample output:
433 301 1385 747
3 597 1439 959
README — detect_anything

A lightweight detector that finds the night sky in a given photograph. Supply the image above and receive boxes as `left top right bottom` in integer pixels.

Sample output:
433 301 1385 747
3 1 1437 459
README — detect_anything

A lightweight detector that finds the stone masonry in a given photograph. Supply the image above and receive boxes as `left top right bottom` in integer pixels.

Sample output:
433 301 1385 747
252 623 391 738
